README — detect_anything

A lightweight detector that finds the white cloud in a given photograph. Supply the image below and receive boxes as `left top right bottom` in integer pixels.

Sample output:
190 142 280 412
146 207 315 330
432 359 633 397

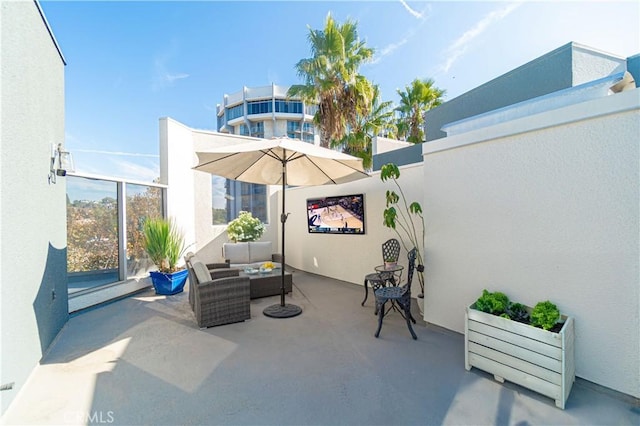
399 0 424 19
440 1 523 73
73 149 159 158
164 72 190 83
371 38 409 65
371 4 431 64
67 158 160 200
152 41 190 91
72 151 159 183
112 159 160 182
203 103 217 112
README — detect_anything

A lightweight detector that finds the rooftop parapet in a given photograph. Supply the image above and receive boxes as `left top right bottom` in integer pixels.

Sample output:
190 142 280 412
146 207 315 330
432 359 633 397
441 71 636 137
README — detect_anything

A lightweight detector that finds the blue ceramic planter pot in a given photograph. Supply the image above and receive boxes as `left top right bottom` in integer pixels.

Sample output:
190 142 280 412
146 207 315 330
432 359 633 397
150 269 188 295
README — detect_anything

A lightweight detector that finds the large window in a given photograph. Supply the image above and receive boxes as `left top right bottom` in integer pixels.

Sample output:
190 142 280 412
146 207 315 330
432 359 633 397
287 121 315 142
305 104 318 116
287 120 301 138
275 100 303 114
226 104 243 121
303 122 315 142
212 176 267 225
238 122 264 138
247 100 272 115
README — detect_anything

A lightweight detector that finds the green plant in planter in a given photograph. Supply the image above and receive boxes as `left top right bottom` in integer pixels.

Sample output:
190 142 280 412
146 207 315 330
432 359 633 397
474 289 510 315
227 211 265 243
142 217 186 273
380 163 425 295
473 289 560 330
531 300 560 330
506 302 530 323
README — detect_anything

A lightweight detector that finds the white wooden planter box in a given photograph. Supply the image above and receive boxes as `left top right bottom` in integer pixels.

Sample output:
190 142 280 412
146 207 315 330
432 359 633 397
465 304 575 409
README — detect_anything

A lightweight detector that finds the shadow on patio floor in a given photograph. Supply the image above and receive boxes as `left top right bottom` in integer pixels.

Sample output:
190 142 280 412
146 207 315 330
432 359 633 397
2 269 638 425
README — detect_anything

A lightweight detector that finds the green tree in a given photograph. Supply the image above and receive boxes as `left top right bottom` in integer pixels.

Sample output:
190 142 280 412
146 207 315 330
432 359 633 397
395 78 445 143
336 85 394 170
67 198 118 272
289 13 375 148
67 186 163 277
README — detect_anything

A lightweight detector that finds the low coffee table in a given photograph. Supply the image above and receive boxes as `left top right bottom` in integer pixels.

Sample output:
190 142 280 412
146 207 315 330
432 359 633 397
239 268 293 299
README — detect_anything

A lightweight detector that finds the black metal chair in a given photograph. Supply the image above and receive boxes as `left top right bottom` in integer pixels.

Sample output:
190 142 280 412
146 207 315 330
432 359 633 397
374 248 418 340
382 238 400 265
362 238 402 306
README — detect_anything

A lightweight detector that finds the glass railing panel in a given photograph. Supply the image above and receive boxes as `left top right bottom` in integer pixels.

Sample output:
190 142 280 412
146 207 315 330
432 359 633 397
67 177 119 293
125 183 163 279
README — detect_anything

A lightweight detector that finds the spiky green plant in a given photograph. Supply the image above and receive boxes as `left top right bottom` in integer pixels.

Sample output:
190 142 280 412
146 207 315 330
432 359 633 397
142 217 185 273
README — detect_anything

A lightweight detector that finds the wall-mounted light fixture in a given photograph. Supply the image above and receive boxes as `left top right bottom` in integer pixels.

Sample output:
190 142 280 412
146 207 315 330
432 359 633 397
49 143 74 184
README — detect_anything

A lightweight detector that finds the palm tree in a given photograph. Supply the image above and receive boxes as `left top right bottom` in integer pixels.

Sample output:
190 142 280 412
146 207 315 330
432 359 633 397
289 13 375 148
395 78 445 143
335 85 394 170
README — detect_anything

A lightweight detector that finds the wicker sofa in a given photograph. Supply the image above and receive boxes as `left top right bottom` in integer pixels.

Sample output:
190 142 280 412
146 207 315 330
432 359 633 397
184 254 250 328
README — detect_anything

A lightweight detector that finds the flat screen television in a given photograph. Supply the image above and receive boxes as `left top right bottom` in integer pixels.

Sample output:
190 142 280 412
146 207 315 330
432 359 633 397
306 194 365 234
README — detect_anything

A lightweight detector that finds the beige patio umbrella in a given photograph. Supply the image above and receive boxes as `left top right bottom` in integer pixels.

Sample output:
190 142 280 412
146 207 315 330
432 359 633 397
194 136 369 318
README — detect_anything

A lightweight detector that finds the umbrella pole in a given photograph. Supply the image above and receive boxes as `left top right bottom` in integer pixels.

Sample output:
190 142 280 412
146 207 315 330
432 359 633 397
280 173 286 307
263 155 302 318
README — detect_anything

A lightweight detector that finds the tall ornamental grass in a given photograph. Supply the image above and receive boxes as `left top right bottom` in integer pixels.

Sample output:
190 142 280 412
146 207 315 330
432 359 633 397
142 217 185 273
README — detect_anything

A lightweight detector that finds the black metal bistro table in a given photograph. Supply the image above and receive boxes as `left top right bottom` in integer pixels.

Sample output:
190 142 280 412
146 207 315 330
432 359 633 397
361 264 404 307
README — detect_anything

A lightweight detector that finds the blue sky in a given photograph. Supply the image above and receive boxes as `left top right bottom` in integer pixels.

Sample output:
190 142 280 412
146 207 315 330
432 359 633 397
40 0 640 183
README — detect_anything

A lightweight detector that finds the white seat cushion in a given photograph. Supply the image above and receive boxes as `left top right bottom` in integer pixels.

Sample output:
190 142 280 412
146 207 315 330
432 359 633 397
249 242 272 263
223 242 250 264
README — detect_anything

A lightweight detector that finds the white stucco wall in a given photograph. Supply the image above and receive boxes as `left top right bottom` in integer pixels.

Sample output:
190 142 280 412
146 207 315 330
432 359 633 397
372 136 412 155
281 167 424 286
160 118 280 263
422 89 640 398
161 118 422 287
160 117 197 252
162 86 639 398
0 1 67 413
572 44 627 85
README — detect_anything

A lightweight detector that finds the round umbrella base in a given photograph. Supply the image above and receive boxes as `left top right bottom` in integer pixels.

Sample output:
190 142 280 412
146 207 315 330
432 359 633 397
263 303 302 318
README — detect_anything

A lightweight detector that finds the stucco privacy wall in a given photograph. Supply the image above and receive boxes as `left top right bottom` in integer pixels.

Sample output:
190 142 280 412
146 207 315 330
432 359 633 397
0 1 68 413
277 167 423 286
422 89 640 398
159 118 279 262
161 118 421 288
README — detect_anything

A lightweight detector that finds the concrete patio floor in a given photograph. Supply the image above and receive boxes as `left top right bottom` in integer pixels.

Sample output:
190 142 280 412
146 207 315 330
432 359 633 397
2 269 638 425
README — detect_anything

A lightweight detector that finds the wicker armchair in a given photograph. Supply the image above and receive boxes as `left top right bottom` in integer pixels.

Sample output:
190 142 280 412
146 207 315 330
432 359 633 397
185 253 232 309
185 255 250 328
